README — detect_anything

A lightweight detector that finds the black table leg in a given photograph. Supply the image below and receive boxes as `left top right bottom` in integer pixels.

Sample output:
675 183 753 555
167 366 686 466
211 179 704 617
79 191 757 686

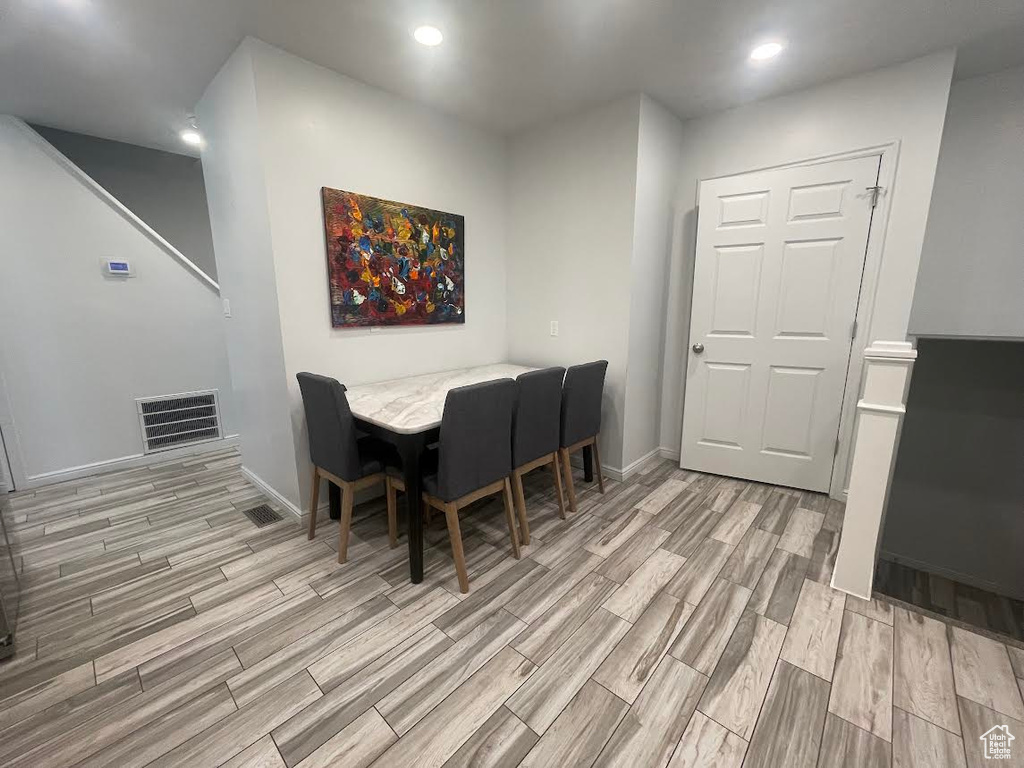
397 434 426 583
582 444 594 483
328 482 341 521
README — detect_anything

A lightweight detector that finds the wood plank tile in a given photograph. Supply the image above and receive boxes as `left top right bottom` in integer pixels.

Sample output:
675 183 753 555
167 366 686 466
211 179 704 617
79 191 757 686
227 594 396 707
7 649 242 768
697 610 787 740
593 655 707 768
744 660 831 768
519 681 627 768
271 625 451 766
291 708 394 768
231 573 390 668
603 548 685 623
778 508 825 558
220 735 287 768
957 695 1024 768
806 526 840 585
748 549 810 625
1007 645 1024 678
507 608 630 734
663 538 732 605
660 502 722 558
584 509 655 558
847 595 895 626
893 607 960 734
780 579 846 681
667 710 747 768
510 572 619 665
719 528 778 590
530 515 607 569
818 712 891 768
710 500 761 546
595 525 670 584
829 611 895 742
444 707 539 768
93 581 283 681
669 578 751 676
306 587 458 692
373 647 536 768
0 671 142 766
754 490 798 535
892 708 966 768
377 609 526 735
433 558 544 640
637 478 688 514
148 672 321 768
950 626 1024 720
593 592 693 703
76 684 237 768
504 549 602 623
0 661 95 732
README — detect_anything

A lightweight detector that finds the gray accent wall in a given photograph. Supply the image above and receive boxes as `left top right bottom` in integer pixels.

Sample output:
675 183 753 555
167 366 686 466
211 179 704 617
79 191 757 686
882 338 1024 600
32 125 218 280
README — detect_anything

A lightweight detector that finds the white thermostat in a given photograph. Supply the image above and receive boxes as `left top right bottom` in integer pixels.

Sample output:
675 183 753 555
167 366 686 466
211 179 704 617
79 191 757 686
104 259 134 277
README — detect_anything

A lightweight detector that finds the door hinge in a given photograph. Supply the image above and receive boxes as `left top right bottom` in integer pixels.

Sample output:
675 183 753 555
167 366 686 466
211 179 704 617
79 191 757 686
866 185 883 208
834 436 841 457
851 319 858 340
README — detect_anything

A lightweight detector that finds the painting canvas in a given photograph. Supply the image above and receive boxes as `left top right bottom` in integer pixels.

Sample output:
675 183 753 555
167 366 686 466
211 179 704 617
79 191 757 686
321 187 465 328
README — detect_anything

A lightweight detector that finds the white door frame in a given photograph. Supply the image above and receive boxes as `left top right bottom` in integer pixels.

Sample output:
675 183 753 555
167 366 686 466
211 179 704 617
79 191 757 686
0 347 26 491
684 141 900 500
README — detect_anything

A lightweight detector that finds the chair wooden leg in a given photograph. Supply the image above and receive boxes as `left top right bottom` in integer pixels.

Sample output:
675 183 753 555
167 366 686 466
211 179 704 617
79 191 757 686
550 454 567 519
502 478 522 559
511 469 530 545
560 447 578 514
385 477 398 549
307 467 321 540
444 502 470 593
592 437 606 494
337 482 355 563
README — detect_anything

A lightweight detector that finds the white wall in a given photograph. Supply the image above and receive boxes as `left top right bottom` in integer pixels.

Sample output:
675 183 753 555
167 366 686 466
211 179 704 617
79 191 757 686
200 40 511 511
659 51 956 456
33 126 219 281
910 65 1024 339
506 95 642 471
197 43 299 508
623 96 685 469
0 116 236 486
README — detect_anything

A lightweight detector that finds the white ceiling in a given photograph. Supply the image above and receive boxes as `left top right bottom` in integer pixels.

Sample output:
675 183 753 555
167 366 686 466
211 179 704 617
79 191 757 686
2 0 1023 156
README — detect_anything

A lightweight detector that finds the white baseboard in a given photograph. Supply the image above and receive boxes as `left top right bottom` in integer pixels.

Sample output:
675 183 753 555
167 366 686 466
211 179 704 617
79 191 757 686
658 446 681 463
20 435 239 490
240 466 303 520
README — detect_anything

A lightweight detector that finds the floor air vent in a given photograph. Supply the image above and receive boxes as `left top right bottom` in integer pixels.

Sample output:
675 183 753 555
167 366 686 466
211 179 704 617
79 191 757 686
136 390 222 453
241 504 283 528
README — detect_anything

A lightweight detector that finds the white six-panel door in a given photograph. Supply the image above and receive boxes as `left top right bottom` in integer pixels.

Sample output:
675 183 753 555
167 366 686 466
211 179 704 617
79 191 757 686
680 155 881 493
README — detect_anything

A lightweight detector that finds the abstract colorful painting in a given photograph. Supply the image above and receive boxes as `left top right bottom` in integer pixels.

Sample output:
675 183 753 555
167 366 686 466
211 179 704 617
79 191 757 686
321 187 465 328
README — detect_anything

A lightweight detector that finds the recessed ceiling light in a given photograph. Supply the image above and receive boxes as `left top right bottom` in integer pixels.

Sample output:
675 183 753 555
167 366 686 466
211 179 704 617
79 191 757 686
180 128 203 147
750 41 784 61
413 25 443 46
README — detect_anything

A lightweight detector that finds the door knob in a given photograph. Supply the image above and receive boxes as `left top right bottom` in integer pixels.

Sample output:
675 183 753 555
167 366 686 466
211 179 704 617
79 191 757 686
692 343 705 354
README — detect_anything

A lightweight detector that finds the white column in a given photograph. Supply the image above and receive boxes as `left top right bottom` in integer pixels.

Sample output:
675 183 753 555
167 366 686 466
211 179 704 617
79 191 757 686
831 340 916 600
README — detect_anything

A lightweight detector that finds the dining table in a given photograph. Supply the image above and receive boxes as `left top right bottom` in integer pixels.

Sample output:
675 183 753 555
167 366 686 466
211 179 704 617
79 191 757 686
328 363 596 584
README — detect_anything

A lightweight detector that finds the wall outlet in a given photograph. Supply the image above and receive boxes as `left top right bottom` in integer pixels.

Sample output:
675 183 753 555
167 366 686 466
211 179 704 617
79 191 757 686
550 320 559 337
222 298 232 318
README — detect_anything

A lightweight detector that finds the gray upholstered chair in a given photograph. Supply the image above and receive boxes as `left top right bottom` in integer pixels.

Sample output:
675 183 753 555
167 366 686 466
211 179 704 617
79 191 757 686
510 367 567 544
296 373 397 562
387 378 519 593
559 360 609 513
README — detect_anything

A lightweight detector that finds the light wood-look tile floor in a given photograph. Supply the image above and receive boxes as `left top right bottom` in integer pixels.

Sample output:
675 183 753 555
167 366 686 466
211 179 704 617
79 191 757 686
2 446 1023 767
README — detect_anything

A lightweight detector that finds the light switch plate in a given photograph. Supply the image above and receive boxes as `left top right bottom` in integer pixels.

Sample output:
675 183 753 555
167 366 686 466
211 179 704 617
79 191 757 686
550 320 559 337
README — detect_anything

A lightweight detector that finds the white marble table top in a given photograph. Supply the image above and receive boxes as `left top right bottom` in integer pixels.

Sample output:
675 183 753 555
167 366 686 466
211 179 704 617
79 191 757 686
345 363 536 434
